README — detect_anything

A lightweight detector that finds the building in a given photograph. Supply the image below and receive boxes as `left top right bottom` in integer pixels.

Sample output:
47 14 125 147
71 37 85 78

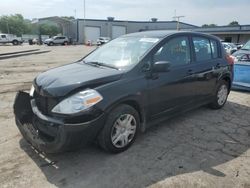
192 25 250 43
38 16 250 44
38 17 198 44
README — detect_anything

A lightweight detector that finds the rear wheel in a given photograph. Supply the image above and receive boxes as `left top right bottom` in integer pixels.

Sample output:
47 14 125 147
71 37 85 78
63 41 68 45
98 104 139 153
209 80 229 109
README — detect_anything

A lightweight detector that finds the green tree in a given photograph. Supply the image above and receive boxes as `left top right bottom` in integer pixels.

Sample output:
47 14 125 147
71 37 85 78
0 14 31 36
39 23 61 36
61 16 75 20
228 21 239 26
201 24 217 28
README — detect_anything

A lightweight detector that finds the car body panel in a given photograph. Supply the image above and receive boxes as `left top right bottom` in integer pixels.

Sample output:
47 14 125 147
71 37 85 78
35 62 124 97
232 62 250 91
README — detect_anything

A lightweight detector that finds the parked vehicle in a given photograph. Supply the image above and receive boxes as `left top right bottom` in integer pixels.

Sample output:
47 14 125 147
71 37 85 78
234 43 244 50
232 40 250 61
97 37 111 46
0 34 23 45
14 31 233 154
232 40 250 91
222 42 238 54
44 36 69 46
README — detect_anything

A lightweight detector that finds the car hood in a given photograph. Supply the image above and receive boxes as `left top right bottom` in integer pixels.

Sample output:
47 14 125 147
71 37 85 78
34 62 124 97
233 49 250 56
45 39 52 42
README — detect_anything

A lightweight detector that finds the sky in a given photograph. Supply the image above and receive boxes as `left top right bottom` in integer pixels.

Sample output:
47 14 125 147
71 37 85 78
0 0 250 26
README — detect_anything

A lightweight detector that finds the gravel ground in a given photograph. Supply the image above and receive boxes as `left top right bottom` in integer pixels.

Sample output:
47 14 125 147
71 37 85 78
0 45 249 188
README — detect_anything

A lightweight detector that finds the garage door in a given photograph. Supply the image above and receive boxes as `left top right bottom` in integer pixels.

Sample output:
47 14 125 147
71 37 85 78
85 26 100 44
112 26 126 39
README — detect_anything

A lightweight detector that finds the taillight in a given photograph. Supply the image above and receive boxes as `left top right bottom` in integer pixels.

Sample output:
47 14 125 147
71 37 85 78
226 54 234 65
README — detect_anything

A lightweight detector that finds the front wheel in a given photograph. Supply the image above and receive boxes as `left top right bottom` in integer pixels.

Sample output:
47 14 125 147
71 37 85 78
98 104 139 153
209 80 229 109
12 40 19 45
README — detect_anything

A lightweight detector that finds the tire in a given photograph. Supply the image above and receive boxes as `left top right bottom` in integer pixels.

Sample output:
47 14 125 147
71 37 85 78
209 80 229 109
12 40 19 45
49 42 54 46
63 41 68 45
98 104 140 153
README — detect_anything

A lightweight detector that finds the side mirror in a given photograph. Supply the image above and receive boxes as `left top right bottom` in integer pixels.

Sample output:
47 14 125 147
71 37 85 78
153 61 171 72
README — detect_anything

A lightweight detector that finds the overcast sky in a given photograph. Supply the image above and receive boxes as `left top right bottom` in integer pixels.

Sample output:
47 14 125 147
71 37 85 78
1 0 250 26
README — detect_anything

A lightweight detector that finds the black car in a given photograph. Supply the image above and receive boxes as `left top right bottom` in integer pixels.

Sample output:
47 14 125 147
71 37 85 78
14 31 233 154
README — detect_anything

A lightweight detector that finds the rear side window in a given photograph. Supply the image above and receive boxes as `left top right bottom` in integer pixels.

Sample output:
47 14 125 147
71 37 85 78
210 40 219 58
193 37 212 61
154 36 191 67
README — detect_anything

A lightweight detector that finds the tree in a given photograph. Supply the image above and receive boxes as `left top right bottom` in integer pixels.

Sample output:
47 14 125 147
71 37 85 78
61 16 75 20
39 23 61 36
228 21 239 26
0 14 31 36
201 24 217 28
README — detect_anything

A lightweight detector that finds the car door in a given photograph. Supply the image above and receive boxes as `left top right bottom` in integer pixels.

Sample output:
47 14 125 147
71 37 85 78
147 35 198 120
0 35 7 42
54 37 61 44
190 36 221 100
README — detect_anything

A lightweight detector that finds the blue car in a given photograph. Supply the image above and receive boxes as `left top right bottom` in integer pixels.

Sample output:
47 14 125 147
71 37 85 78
232 40 250 91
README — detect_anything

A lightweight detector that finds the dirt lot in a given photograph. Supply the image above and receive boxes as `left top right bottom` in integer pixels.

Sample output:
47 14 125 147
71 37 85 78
0 45 250 188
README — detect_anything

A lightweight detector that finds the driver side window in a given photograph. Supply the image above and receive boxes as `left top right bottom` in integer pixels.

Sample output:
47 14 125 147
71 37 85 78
153 36 191 67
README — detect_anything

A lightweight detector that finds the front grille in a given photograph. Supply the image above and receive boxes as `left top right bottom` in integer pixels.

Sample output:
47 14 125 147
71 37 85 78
33 91 58 115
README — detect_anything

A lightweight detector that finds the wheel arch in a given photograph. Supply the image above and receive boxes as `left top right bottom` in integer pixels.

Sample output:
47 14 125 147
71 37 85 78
218 74 232 93
104 97 146 132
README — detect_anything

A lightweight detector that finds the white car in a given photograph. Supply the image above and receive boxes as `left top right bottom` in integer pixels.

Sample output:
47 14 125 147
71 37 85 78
44 36 69 46
97 37 110 46
222 42 237 54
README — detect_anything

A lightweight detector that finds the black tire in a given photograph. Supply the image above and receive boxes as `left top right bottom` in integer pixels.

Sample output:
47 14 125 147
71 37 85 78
63 41 68 45
12 40 19 45
209 80 229 109
98 104 140 153
49 42 54 46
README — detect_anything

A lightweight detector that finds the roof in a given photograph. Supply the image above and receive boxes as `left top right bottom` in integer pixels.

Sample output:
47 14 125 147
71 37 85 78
38 16 72 25
76 18 199 28
123 30 220 39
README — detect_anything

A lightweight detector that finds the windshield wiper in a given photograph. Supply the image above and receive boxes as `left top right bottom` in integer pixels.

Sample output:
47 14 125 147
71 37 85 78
84 61 119 70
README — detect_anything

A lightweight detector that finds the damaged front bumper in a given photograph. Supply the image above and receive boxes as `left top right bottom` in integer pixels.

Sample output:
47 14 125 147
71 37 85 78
13 91 105 153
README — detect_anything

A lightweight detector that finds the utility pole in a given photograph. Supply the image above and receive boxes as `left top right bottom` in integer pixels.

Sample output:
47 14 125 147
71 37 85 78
83 0 86 44
6 20 10 34
173 15 185 30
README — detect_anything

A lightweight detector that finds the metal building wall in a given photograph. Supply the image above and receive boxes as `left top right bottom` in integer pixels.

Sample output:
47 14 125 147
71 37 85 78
76 19 198 44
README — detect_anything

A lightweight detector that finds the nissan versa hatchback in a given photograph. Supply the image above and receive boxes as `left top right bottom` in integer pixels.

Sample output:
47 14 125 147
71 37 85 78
14 31 233 153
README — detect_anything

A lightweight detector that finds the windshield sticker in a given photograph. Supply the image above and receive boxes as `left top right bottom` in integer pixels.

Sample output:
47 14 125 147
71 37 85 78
139 38 159 43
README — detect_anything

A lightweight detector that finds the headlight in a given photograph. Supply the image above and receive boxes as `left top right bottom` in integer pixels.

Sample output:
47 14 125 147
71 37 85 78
30 85 35 97
52 89 103 114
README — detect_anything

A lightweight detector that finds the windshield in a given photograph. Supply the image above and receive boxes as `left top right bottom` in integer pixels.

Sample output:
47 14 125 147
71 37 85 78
242 41 250 50
84 37 159 68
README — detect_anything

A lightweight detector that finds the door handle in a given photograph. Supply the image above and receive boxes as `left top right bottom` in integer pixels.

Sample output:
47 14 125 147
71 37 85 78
187 69 194 75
